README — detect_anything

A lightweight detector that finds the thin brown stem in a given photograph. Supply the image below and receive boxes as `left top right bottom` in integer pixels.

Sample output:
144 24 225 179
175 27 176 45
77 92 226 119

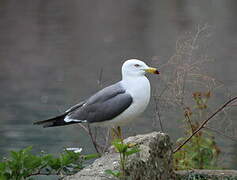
173 96 237 153
103 128 111 153
77 124 89 133
185 114 194 133
87 123 100 153
154 96 164 132
204 126 237 143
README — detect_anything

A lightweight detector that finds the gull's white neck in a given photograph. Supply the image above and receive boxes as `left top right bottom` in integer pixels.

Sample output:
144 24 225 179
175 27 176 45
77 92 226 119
121 75 151 116
122 75 150 93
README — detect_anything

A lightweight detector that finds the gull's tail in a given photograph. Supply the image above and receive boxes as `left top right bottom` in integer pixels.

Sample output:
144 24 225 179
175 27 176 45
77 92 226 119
34 113 75 128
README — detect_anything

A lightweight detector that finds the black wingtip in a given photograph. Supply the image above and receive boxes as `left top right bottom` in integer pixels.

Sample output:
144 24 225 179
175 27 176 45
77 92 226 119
33 119 50 125
33 121 41 125
33 113 69 128
33 121 51 128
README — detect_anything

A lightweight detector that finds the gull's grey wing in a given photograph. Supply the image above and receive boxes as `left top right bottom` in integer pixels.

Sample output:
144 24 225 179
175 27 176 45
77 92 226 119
67 82 133 123
65 101 84 113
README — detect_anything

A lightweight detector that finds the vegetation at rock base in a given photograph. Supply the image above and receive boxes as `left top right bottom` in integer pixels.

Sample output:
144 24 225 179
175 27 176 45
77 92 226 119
105 138 140 179
0 146 99 180
174 91 220 170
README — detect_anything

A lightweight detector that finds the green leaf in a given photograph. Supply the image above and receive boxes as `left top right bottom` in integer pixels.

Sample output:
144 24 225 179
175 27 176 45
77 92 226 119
0 162 6 171
105 169 114 175
124 147 140 156
0 175 7 180
48 158 61 170
83 153 100 160
112 140 128 153
104 169 121 177
22 146 32 155
10 151 20 161
24 155 42 169
42 154 53 163
60 154 72 166
0 146 100 179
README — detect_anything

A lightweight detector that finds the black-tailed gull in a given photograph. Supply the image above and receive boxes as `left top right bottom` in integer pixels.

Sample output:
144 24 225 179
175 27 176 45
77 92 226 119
34 59 159 128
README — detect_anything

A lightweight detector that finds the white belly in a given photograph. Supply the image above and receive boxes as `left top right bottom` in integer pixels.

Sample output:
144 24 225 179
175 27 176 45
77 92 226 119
95 76 151 127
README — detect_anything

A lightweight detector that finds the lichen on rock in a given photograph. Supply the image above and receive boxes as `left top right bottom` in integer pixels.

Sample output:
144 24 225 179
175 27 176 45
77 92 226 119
125 132 175 180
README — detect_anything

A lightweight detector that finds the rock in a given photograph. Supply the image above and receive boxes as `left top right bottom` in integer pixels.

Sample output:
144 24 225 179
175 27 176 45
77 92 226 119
125 132 175 180
176 170 237 179
64 131 175 180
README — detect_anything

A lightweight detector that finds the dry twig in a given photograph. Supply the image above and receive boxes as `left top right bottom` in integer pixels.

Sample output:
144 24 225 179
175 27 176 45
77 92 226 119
173 96 237 153
204 126 237 143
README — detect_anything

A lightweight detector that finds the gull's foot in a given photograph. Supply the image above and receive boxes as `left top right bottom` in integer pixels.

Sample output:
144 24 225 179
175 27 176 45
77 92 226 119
127 142 137 148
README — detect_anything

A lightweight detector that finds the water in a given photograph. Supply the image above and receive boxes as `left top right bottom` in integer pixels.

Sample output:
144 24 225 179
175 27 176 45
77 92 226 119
0 0 237 170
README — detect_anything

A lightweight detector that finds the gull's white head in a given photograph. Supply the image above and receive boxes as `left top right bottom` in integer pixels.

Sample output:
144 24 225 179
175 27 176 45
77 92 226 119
122 59 159 79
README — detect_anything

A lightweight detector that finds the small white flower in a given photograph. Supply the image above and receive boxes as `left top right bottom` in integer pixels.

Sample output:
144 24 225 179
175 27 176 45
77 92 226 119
66 147 82 153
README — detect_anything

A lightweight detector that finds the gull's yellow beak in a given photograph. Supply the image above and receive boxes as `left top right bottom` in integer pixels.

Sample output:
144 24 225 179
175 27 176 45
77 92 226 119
145 67 160 74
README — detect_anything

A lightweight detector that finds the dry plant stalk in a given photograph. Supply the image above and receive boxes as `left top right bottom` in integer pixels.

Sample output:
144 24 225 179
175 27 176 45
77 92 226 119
153 24 237 152
173 96 237 153
76 68 111 154
156 24 222 109
153 24 223 132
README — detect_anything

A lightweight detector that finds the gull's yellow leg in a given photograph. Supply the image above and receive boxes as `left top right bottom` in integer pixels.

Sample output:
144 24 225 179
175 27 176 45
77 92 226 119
111 127 115 140
111 126 123 141
117 126 123 140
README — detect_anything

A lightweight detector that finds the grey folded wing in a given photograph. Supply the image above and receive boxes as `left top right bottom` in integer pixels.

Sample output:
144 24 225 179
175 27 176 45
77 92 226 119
66 82 133 123
65 101 85 113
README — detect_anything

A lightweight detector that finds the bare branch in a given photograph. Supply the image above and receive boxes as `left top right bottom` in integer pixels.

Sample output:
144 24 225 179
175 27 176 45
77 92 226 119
173 96 237 153
77 124 89 133
204 126 237 143
87 123 100 153
97 68 103 88
154 96 164 132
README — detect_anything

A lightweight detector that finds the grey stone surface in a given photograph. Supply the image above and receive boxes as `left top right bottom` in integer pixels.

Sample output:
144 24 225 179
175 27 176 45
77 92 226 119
176 170 237 179
64 131 175 180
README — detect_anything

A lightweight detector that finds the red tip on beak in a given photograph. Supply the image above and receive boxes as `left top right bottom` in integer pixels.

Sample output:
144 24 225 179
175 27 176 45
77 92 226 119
155 70 160 74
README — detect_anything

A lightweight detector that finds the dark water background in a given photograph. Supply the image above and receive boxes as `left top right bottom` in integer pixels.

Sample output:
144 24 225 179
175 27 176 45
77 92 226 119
0 0 237 171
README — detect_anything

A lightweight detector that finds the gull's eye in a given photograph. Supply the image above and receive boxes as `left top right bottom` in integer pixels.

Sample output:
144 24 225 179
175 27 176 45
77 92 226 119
134 64 140 67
